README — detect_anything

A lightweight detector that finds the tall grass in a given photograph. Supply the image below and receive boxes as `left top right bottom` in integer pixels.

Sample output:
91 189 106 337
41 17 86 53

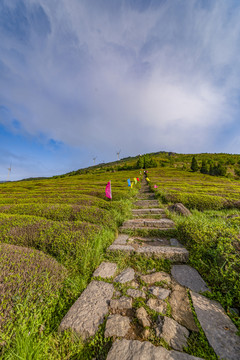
172 210 240 330
0 169 138 359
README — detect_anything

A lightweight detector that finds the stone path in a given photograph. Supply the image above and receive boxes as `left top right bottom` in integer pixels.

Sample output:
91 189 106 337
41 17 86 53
59 178 240 360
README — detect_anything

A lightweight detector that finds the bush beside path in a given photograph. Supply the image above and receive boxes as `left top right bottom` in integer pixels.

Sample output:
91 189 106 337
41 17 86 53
1 166 240 359
58 177 240 360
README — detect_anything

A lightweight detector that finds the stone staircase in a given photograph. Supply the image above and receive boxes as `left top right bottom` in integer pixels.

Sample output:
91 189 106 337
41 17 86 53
134 199 160 207
120 218 175 230
59 178 240 360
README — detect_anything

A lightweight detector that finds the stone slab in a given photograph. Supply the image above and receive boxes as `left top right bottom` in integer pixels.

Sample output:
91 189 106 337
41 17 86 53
114 267 135 283
108 245 187 261
134 200 159 207
169 284 198 332
147 298 167 314
144 219 175 227
191 291 240 360
141 271 171 285
59 281 114 340
137 246 189 262
106 339 204 360
171 265 210 292
108 244 135 252
122 219 175 229
132 208 165 215
120 226 176 232
149 286 171 300
110 296 132 311
132 214 167 219
93 262 117 278
113 234 129 245
137 196 156 201
136 307 151 327
105 315 130 338
161 317 189 351
129 236 170 245
126 288 146 299
170 238 184 247
137 192 155 197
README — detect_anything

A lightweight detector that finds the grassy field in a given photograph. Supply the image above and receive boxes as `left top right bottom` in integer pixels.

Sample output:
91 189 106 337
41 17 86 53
150 167 240 210
0 169 141 359
1 153 240 359
148 165 240 332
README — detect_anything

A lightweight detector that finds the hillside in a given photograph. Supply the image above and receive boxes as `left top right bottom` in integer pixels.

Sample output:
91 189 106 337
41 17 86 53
0 151 239 359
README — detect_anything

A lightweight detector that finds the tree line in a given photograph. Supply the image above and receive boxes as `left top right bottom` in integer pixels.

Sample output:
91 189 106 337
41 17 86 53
191 156 227 176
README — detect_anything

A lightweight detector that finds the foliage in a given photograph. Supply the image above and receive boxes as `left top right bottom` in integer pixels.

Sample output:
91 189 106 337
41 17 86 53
185 291 218 359
136 155 158 169
174 211 240 329
0 168 140 357
1 151 240 357
200 160 209 174
191 156 198 172
150 167 240 209
209 162 227 177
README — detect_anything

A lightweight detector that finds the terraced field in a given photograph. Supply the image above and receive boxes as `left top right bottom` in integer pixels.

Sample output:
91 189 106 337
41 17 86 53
150 167 240 210
148 167 240 332
1 157 240 359
0 169 140 358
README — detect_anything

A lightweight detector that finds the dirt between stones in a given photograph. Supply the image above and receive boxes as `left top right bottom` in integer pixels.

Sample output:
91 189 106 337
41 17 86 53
101 268 199 351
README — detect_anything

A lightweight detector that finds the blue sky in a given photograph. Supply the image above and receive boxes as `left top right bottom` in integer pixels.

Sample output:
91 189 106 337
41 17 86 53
1 0 240 180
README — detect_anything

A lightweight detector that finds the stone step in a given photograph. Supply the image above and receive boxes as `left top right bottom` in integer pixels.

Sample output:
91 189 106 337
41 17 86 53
108 243 188 262
121 218 175 229
134 200 159 207
107 235 188 262
137 193 155 199
132 214 167 219
191 292 240 360
110 234 182 247
132 208 165 215
60 258 239 360
119 226 176 236
59 280 114 339
93 262 118 279
119 227 176 235
106 339 204 360
136 198 157 202
171 265 210 293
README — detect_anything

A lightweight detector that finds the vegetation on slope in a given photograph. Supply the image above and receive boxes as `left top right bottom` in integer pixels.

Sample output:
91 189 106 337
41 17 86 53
0 169 140 358
1 151 240 358
148 164 240 330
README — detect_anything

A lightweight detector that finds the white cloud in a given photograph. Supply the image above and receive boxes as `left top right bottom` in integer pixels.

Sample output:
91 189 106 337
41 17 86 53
1 0 240 159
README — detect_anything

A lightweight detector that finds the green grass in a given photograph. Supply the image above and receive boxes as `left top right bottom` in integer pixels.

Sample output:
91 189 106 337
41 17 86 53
1 153 240 358
184 291 218 359
150 167 240 208
0 169 141 358
143 163 240 332
169 209 240 331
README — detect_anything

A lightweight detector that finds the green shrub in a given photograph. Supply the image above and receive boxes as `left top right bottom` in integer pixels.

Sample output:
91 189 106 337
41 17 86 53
191 157 198 172
176 212 240 329
166 193 226 211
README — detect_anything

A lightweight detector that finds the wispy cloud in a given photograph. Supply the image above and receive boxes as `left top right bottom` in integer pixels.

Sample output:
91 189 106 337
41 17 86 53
1 0 240 179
